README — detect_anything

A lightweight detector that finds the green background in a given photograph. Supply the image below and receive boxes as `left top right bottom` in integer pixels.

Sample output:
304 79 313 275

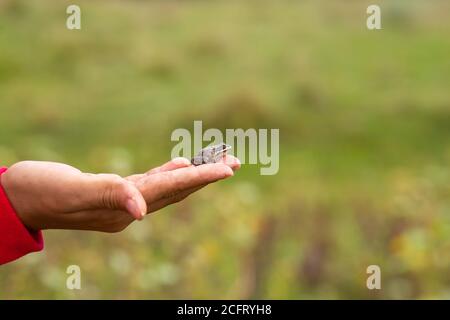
0 0 449 299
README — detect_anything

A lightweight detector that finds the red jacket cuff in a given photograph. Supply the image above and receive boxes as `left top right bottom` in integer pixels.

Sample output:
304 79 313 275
0 167 44 265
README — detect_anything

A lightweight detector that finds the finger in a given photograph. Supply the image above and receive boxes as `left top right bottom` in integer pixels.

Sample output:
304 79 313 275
122 183 147 221
219 155 241 171
86 174 147 221
146 157 192 175
147 184 207 213
126 157 191 183
137 163 233 203
83 184 206 228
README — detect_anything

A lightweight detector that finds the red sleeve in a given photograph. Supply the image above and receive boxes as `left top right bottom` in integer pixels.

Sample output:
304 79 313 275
0 167 44 265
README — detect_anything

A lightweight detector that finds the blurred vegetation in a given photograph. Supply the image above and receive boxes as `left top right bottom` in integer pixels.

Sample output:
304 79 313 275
0 0 449 299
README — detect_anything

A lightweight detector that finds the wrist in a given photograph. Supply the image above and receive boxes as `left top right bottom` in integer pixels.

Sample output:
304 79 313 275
0 168 39 231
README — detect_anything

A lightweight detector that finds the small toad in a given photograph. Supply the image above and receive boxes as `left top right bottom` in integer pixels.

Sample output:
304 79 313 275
191 143 232 166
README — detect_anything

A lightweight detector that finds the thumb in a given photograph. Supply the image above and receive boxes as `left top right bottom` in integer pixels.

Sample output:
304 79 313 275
86 174 147 220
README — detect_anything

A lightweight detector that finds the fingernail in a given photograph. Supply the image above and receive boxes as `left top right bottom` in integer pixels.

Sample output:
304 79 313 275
135 196 146 218
125 198 142 220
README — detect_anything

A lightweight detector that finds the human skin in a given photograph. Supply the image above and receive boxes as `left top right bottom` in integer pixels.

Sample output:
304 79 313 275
0 156 240 233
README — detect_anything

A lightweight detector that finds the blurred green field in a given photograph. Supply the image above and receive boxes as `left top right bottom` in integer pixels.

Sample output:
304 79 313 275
0 0 449 299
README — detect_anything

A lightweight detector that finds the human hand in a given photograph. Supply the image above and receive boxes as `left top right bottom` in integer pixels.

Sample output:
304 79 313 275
1 156 240 232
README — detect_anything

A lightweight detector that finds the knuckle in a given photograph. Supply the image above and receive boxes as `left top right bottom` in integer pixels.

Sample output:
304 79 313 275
101 185 114 209
101 178 128 210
